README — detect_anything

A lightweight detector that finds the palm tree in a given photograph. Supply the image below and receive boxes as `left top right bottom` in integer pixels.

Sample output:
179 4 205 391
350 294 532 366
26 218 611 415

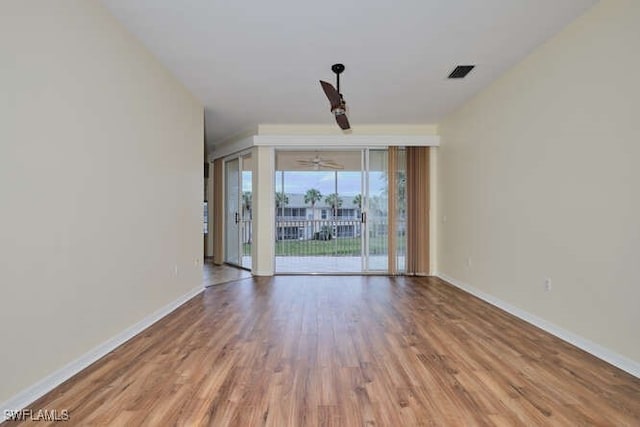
352 194 363 210
242 191 252 218
304 188 323 217
275 192 289 210
397 172 406 217
365 195 377 217
324 193 343 218
304 188 323 237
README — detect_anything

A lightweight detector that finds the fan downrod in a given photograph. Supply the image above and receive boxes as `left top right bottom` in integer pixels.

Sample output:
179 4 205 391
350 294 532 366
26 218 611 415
331 63 345 74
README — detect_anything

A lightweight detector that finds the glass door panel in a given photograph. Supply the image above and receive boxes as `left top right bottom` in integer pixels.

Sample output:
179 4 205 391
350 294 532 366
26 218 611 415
365 150 389 271
225 158 241 266
395 149 407 272
240 154 252 269
272 149 403 274
274 150 363 273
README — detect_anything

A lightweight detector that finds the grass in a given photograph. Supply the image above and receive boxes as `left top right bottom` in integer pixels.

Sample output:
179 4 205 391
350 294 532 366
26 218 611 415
243 236 403 256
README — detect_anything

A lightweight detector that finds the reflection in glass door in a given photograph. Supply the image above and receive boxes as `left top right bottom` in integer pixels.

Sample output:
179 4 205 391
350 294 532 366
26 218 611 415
365 150 389 271
363 148 407 273
225 154 252 269
225 158 240 266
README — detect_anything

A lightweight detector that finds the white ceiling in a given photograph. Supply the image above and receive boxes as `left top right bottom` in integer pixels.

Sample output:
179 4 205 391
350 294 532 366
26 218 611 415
100 0 597 147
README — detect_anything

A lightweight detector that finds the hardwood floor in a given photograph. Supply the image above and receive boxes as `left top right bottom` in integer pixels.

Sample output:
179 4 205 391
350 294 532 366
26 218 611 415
5 276 639 426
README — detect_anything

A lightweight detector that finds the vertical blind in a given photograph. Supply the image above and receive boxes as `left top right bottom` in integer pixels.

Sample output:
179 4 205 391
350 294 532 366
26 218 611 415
406 147 430 275
387 147 398 274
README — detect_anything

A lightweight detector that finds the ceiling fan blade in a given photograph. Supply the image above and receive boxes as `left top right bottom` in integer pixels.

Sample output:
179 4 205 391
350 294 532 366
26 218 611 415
319 80 341 109
320 162 344 170
320 159 341 166
335 113 350 130
296 160 315 166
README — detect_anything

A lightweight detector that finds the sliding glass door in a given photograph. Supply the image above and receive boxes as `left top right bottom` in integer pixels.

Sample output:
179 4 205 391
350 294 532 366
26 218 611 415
274 149 405 274
224 153 252 269
225 158 240 266
274 150 362 273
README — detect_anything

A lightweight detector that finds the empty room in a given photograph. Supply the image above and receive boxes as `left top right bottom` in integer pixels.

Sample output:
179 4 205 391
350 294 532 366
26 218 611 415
1 0 639 425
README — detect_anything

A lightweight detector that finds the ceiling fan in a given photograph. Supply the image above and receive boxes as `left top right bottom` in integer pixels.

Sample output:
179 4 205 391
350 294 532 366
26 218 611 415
296 153 344 170
319 63 350 130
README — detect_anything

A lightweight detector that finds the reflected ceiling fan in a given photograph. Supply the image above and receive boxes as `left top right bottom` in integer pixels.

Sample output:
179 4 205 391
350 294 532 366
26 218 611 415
319 63 350 130
296 153 344 170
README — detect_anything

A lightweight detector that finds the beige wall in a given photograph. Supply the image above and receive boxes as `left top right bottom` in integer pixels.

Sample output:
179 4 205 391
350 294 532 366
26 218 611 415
438 0 640 364
0 0 203 403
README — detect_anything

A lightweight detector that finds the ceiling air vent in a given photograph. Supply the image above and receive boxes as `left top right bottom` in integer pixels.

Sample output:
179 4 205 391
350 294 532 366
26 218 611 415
448 65 475 79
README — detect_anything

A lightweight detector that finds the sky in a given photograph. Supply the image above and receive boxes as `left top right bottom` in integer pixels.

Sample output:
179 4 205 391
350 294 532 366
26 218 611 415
243 171 386 197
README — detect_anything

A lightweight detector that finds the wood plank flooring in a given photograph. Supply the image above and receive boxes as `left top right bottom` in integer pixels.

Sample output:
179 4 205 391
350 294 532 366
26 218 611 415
4 275 639 426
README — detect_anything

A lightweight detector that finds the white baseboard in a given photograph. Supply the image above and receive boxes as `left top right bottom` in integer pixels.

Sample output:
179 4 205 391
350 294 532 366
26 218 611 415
435 272 640 379
1 286 204 414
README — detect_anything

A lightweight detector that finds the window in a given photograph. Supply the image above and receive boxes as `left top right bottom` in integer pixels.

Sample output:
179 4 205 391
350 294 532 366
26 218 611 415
336 208 356 218
336 225 355 237
277 226 301 240
278 207 306 218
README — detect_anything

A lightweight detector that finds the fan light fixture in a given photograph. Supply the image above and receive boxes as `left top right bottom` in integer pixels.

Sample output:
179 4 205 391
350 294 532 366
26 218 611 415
319 63 351 130
296 153 344 170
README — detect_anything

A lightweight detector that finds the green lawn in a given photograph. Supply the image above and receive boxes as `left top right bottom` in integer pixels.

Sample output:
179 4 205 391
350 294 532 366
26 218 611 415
243 236 403 256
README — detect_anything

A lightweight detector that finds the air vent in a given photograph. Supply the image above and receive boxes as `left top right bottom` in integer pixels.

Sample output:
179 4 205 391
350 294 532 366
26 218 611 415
448 65 475 79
